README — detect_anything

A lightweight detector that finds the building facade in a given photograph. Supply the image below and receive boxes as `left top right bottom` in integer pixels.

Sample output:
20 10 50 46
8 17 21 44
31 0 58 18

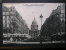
50 3 65 41
51 3 65 22
3 6 30 42
29 18 40 39
3 6 29 34
52 3 65 33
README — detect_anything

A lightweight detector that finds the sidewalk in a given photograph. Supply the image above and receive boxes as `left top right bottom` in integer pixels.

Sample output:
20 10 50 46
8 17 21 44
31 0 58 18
3 41 65 44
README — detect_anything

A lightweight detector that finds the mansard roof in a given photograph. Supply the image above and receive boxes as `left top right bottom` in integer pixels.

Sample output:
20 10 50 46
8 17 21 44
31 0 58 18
3 6 9 12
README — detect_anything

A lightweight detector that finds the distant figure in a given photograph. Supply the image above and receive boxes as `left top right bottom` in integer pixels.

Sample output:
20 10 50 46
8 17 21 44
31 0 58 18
10 37 13 42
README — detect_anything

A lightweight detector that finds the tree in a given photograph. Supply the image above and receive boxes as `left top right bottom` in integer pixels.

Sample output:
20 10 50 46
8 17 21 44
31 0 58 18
41 13 63 41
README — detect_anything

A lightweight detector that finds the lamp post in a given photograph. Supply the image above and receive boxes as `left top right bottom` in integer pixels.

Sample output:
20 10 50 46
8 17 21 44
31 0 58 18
40 14 43 45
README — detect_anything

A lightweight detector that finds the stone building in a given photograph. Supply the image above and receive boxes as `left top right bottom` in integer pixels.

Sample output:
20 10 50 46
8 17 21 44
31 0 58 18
29 18 40 39
3 6 29 42
50 3 65 40
51 3 65 22
3 6 29 34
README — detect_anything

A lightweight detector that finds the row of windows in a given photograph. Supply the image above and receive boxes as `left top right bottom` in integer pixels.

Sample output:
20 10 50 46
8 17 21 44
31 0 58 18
3 12 9 15
30 31 39 37
3 12 15 15
3 15 20 28
3 15 27 34
3 35 28 37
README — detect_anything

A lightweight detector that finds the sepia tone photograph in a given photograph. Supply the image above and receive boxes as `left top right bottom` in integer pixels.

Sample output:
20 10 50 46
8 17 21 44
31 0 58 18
2 3 65 44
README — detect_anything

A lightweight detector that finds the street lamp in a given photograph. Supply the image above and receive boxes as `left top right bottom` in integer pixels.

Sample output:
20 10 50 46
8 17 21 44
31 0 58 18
40 14 43 45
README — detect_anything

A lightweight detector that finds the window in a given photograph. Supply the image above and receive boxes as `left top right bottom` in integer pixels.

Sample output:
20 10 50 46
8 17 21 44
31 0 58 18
3 16 5 21
61 10 65 14
10 11 15 14
3 12 6 15
7 16 10 27
6 12 9 15
10 12 13 14
11 16 13 19
7 16 9 21
3 16 5 27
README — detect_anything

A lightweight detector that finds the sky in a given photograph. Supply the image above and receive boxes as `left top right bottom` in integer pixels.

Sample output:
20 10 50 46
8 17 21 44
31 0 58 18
3 3 63 30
